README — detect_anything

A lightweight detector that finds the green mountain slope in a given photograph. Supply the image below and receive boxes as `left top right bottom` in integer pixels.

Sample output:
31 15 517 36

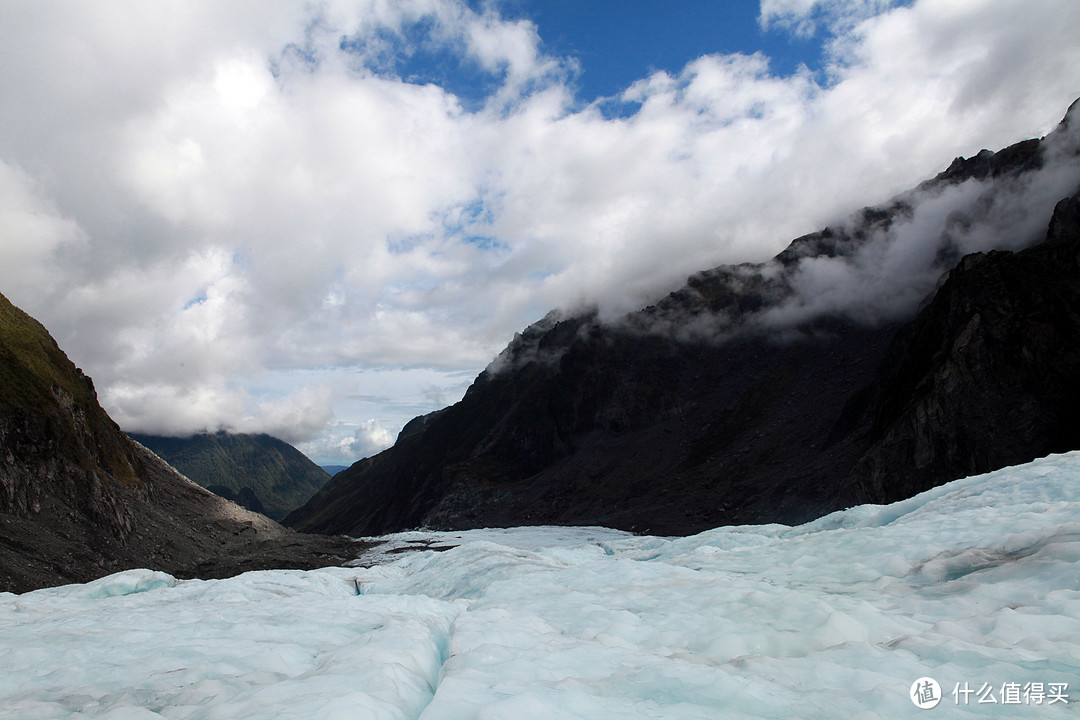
129 432 331 521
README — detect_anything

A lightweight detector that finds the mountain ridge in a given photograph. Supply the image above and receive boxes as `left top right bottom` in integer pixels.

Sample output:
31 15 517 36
286 100 1080 537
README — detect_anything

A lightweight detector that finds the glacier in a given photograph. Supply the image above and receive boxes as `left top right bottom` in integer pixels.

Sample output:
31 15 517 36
2 453 1079 719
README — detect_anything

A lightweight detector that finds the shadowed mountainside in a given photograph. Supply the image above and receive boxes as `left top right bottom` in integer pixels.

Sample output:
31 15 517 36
287 101 1080 538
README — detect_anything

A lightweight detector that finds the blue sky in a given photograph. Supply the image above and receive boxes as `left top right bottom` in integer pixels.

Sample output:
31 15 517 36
0 0 1078 464
375 1 826 112
514 0 821 100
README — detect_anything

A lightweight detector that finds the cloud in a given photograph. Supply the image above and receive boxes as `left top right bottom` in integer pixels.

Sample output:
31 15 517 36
612 114 1080 347
298 419 397 466
238 384 337 445
759 0 898 37
1 0 1079 458
0 161 87 301
761 154 1080 330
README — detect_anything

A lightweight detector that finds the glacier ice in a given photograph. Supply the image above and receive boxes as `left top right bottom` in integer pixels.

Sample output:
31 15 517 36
2 452 1079 718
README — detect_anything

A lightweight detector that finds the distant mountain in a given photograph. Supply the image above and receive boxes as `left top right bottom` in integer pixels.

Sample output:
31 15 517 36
129 432 331 521
286 100 1080 537
0 293 358 593
321 465 349 477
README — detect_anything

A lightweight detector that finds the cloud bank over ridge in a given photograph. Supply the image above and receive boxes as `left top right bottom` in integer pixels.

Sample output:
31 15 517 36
1 0 1078 461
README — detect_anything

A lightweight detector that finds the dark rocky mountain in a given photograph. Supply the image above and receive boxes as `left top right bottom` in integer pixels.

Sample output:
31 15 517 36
841 190 1080 504
287 100 1080 538
129 431 331 521
0 293 360 593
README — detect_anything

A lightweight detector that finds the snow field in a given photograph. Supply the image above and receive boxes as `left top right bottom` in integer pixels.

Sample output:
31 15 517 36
2 452 1079 718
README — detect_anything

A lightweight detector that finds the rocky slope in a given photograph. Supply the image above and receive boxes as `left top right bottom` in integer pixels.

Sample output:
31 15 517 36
129 432 331 521
0 293 360 593
842 191 1080 503
287 100 1080 537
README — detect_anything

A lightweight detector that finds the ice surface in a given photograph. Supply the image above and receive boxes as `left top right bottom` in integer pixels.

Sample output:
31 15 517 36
3 453 1080 718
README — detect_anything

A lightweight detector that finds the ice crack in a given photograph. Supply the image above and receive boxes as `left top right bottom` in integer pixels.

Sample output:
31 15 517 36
410 602 461 720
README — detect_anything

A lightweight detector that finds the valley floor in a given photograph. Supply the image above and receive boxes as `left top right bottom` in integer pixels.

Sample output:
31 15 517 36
2 453 1079 718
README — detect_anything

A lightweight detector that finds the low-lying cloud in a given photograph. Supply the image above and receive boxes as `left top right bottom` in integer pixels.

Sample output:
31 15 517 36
761 136 1080 329
771 187 986 328
605 116 1080 348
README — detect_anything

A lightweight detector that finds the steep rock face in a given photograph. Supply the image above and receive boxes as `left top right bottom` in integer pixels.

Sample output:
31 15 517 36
287 102 1080 538
288 315 895 536
0 292 141 540
129 432 331 521
845 192 1080 503
0 293 358 593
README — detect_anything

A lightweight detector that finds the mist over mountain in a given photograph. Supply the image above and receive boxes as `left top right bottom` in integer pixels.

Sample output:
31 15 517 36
128 432 331 521
287 99 1080 537
0 293 358 593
